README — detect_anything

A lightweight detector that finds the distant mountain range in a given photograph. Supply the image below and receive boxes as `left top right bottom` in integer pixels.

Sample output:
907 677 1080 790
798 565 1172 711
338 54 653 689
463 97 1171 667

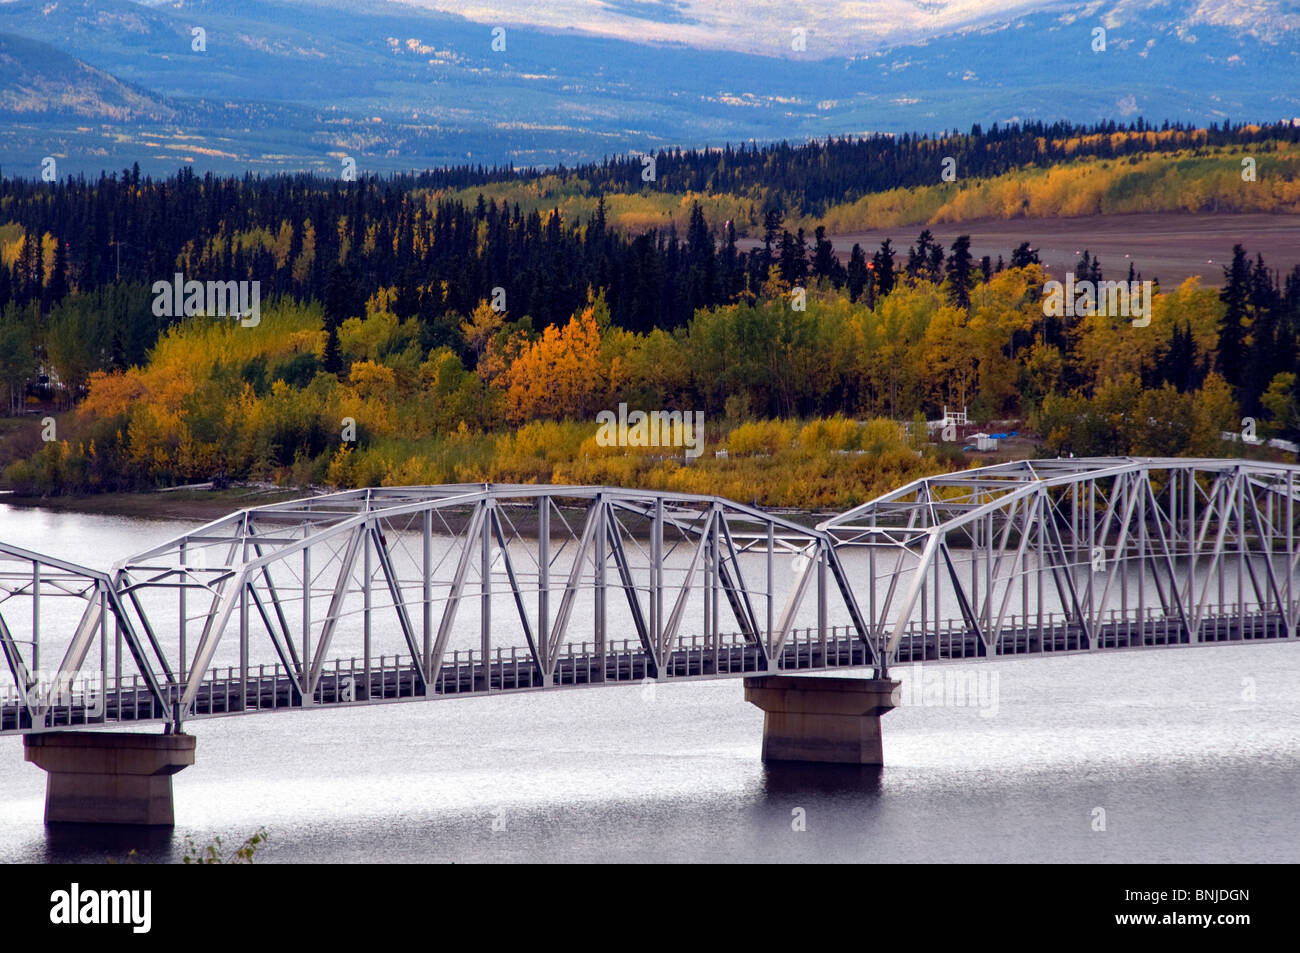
0 0 1296 176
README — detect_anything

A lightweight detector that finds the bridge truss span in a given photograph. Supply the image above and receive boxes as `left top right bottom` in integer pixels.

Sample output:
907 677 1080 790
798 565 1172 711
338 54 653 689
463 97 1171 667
1 485 871 733
3 458 1298 735
818 457 1300 666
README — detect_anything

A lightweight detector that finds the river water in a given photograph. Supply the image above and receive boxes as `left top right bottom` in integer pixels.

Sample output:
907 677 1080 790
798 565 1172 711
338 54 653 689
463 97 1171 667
0 503 1297 863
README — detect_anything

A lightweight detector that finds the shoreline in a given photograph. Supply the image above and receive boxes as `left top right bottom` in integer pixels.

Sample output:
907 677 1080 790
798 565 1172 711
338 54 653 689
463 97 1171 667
0 486 310 522
0 485 839 530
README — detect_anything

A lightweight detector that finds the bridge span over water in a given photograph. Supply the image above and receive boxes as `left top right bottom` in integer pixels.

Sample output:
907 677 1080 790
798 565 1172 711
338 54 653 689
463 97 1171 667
3 457 1297 822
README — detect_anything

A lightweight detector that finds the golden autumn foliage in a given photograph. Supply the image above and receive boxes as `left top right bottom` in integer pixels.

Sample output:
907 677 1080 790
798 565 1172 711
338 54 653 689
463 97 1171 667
815 145 1300 233
5 253 1268 503
499 305 609 423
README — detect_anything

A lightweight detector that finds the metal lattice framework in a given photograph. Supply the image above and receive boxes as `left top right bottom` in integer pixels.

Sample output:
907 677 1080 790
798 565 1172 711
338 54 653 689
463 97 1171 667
819 457 1299 665
2 458 1297 734
1 484 869 733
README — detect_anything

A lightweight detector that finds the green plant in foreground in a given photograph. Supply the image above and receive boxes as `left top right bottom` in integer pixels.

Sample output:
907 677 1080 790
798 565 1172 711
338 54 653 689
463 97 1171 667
181 827 269 864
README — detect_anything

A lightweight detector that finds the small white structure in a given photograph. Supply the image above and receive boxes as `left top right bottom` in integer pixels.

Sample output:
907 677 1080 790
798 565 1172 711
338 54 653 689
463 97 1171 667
969 432 998 451
926 405 969 435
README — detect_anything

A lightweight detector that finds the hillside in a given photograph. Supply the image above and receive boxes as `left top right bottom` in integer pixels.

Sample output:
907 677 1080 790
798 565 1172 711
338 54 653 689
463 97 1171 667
0 32 176 121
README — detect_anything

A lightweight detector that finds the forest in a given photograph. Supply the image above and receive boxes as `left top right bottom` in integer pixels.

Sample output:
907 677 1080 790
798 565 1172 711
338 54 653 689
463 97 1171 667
1 120 1298 504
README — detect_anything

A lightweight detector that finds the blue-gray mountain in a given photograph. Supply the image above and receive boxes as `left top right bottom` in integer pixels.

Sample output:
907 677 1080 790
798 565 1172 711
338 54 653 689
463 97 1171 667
0 0 1296 175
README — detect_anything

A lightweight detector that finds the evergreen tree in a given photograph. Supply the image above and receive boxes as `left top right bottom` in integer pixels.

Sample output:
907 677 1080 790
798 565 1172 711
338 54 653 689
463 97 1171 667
927 243 945 284
811 226 843 286
945 234 974 309
1010 242 1040 268
907 229 936 280
1217 244 1251 390
760 209 783 276
323 262 365 374
873 239 897 298
47 239 70 306
718 219 740 301
846 243 868 303
685 201 717 310
778 228 808 287
1153 321 1203 392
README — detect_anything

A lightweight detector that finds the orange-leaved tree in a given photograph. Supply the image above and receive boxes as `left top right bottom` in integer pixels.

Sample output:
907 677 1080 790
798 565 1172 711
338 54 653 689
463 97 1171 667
500 306 609 423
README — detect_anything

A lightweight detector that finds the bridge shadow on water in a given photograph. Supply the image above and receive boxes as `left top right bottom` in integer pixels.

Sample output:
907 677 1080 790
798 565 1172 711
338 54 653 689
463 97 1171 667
759 762 884 798
41 823 175 863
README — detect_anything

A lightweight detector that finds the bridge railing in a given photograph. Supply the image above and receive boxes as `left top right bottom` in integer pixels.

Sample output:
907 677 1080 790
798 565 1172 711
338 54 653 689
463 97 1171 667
4 603 1289 732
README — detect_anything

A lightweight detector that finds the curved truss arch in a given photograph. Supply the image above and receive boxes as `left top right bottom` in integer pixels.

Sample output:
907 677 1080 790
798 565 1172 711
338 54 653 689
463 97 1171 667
820 457 1300 666
2 484 871 732
3 459 1297 734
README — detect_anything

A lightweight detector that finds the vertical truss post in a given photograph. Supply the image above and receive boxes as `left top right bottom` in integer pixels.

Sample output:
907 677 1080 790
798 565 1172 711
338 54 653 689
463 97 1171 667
1289 471 1295 636
32 561 39 675
709 508 719 672
984 511 994 634
1138 473 1147 639
364 520 372 699
653 498 664 671
481 500 493 691
817 542 828 661
302 544 311 706
1238 472 1246 638
98 589 107 716
239 581 249 709
1087 480 1096 627
593 497 606 682
869 519 880 675
538 497 550 683
765 522 774 665
423 509 432 687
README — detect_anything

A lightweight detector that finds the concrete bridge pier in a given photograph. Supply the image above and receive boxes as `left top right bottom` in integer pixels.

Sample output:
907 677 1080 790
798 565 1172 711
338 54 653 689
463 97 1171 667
23 731 196 826
743 675 900 764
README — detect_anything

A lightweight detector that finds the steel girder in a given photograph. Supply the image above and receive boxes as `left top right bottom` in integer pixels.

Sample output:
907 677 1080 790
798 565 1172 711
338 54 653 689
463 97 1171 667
818 457 1300 669
3 458 1297 734
1 484 868 732
0 542 168 729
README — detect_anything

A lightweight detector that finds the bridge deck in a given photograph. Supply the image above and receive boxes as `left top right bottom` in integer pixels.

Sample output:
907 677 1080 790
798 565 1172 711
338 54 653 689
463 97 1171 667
3 608 1288 734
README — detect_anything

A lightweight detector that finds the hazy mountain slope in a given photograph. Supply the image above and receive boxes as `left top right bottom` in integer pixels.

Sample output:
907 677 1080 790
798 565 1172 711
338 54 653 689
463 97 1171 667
0 32 176 120
0 0 1294 175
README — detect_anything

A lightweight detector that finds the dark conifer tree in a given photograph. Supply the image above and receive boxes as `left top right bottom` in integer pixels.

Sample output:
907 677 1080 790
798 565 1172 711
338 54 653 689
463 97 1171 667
47 239 70 307
323 262 365 374
945 234 975 309
811 226 842 286
927 243 946 284
1010 242 1040 268
760 209 783 276
846 243 868 303
1217 244 1251 390
906 229 933 280
873 239 897 298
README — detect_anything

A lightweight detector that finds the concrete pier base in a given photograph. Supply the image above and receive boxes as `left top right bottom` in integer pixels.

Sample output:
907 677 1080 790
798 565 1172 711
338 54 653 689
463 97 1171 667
24 731 196 826
743 675 900 765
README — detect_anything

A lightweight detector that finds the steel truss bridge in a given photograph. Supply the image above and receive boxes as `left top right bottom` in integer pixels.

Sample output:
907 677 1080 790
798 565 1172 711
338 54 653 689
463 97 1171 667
2 457 1297 735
